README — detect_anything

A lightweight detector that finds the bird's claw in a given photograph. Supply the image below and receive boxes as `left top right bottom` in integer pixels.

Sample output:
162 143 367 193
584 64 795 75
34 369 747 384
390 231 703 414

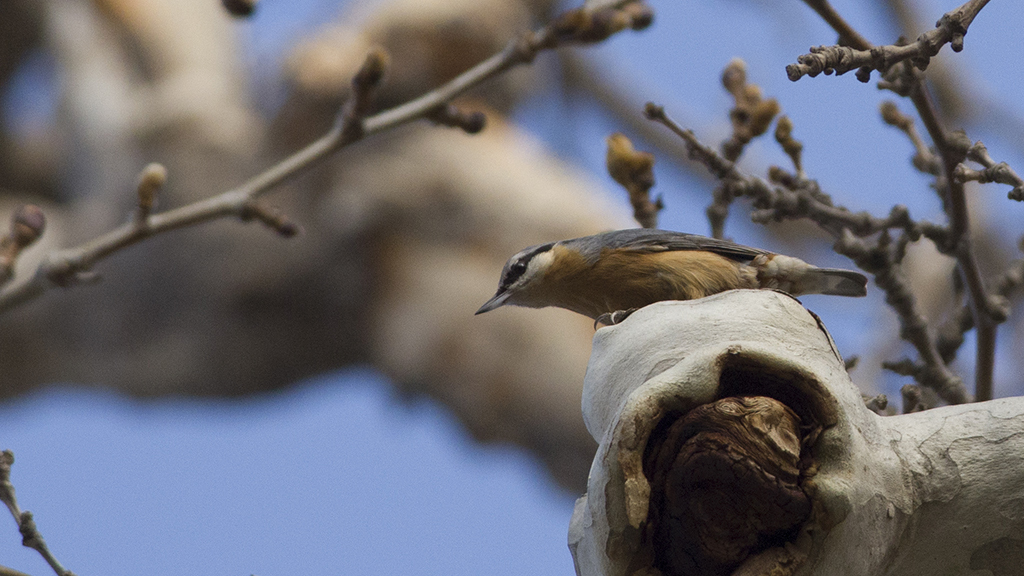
594 308 638 328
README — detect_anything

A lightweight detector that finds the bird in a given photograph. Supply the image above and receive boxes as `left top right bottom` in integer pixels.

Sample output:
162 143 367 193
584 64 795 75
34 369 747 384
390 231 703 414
475 228 867 323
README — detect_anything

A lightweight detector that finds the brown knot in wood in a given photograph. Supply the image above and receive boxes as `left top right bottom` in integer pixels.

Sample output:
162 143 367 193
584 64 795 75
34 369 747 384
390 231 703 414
643 396 811 576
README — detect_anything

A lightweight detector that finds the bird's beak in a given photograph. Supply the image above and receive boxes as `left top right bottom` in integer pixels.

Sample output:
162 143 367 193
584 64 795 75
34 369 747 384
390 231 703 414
475 290 510 315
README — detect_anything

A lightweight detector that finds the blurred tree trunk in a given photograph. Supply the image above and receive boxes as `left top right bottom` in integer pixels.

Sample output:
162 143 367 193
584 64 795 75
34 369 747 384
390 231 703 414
0 0 615 491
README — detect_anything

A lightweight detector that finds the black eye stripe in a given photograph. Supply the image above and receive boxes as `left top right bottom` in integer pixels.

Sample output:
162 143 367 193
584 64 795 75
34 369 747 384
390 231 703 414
501 242 554 287
503 261 528 285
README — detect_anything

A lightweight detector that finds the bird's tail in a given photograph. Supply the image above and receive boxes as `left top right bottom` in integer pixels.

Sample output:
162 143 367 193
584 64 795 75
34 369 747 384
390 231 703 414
806 267 869 297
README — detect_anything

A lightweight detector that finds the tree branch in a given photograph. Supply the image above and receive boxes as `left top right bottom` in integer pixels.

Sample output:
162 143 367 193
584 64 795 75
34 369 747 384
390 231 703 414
790 0 996 400
787 0 990 82
0 451 74 576
954 141 1024 201
0 0 652 316
644 103 969 405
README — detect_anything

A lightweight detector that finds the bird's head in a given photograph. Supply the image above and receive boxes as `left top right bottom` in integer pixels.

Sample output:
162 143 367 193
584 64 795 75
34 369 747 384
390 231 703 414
475 241 557 314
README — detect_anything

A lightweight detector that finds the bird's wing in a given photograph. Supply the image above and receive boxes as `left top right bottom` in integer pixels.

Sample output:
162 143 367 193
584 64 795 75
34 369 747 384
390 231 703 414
598 228 771 261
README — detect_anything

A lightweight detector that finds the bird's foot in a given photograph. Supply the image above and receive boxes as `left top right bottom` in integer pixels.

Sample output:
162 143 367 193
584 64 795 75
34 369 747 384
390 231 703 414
594 308 638 328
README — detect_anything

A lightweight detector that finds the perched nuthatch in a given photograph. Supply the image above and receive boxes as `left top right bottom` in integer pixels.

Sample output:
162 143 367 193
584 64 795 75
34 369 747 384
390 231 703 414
476 228 867 321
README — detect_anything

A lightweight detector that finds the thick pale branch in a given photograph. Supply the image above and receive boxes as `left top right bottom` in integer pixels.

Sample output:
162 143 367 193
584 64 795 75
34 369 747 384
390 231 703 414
571 293 1024 576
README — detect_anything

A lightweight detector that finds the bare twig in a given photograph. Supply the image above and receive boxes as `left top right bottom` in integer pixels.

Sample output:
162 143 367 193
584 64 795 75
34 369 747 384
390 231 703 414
0 0 652 315
240 203 302 238
793 0 996 401
425 104 487 134
937 243 1024 365
605 133 662 228
911 85 997 402
645 103 970 404
800 0 874 49
953 141 1024 201
0 47 387 313
0 451 74 576
644 105 736 179
838 230 968 404
879 101 940 175
787 0 990 82
644 104 925 239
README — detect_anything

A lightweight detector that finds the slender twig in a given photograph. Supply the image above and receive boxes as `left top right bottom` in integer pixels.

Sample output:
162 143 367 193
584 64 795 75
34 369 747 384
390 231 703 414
954 141 1024 201
425 104 487 134
699 59 781 238
879 101 941 175
774 116 804 178
838 229 968 404
800 0 874 49
937 247 1024 365
1 451 74 576
793 0 996 401
645 103 970 404
644 104 924 239
788 0 990 82
0 0 652 316
906 53 996 402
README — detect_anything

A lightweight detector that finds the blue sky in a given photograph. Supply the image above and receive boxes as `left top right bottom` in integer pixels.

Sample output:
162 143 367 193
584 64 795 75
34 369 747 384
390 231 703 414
0 373 576 576
2 1 1023 575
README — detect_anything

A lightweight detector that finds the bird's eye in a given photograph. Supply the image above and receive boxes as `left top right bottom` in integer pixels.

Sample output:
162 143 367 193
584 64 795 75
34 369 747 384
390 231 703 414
504 260 528 285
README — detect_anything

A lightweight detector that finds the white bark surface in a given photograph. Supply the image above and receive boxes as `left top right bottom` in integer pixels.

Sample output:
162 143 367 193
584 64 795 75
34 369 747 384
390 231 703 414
569 290 1024 576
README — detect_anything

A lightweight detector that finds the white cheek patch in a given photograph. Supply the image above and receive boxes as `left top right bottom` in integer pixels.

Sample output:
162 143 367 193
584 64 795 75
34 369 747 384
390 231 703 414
521 249 555 284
